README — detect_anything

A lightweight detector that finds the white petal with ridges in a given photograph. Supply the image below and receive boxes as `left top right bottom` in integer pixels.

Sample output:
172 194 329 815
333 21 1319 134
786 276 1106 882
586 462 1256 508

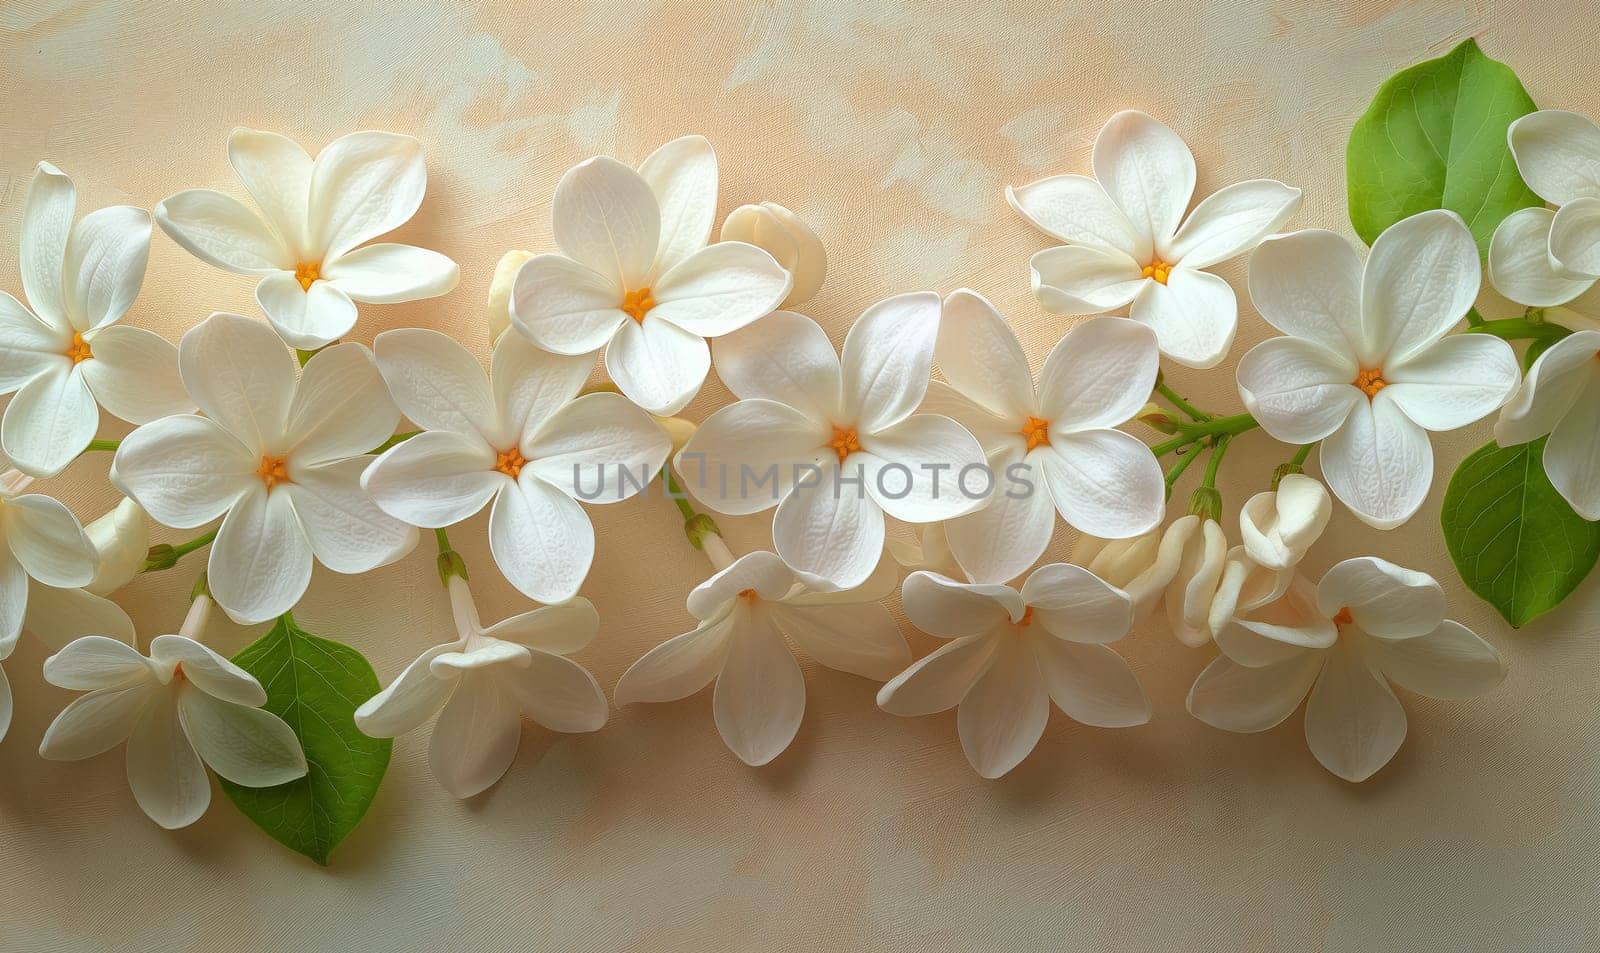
1036 430 1164 540
1319 398 1434 531
177 685 306 786
1303 636 1406 782
42 635 151 690
687 551 796 619
39 684 153 760
1187 650 1324 733
1019 562 1134 644
323 243 459 304
1236 337 1360 444
771 460 884 591
1487 207 1596 306
712 607 805 766
155 189 288 275
935 289 1037 419
285 458 418 573
112 414 256 527
1549 198 1600 279
62 205 151 332
1316 556 1445 639
255 273 358 350
841 291 942 433
877 633 997 716
522 392 671 502
1005 173 1145 259
227 127 312 254
1383 335 1518 431
207 485 313 624
957 637 1049 778
0 292 67 390
1359 210 1479 365
615 616 734 705
307 131 426 260
429 672 521 798
1028 244 1144 314
0 364 98 477
901 571 1022 637
354 644 457 737
769 601 909 681
126 694 210 829
1247 228 1367 356
1036 316 1159 431
551 156 659 288
372 328 499 442
1093 110 1194 245
149 634 267 706
859 414 986 523
1129 268 1237 369
674 399 830 516
361 431 500 527
649 241 789 337
944 448 1057 586
1369 620 1503 699
639 135 717 277
711 310 842 422
1168 179 1301 269
179 312 296 453
1544 373 1600 519
502 650 608 733
79 325 191 423
604 315 710 416
1509 110 1600 206
1495 330 1600 447
509 253 626 356
489 474 594 604
1029 633 1149 727
21 162 75 325
3 493 96 588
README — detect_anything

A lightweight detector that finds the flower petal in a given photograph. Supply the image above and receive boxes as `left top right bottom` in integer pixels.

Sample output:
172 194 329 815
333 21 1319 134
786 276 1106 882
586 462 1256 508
3 493 96 588
78 325 191 424
768 601 909 681
552 155 659 288
859 413 986 523
154 189 288 275
901 570 1023 637
1509 109 1600 206
361 429 500 527
42 635 150 690
1494 330 1600 447
935 289 1035 419
206 484 313 624
649 242 789 338
1186 650 1324 733
490 329 592 442
307 131 426 260
1028 244 1144 314
675 398 831 515
687 550 797 620
957 637 1049 778
28 588 136 653
1246 228 1366 356
772 460 885 590
1319 398 1434 530
1005 173 1145 259
841 291 942 433
227 127 312 254
944 446 1057 586
712 608 805 766
501 649 607 733
61 205 151 333
1035 430 1164 540
0 291 68 390
876 633 997 716
354 644 457 737
1549 197 1600 279
1129 268 1237 369
711 309 842 422
615 616 734 705
125 693 210 829
638 135 717 277
508 253 626 356
0 364 98 477
39 683 153 760
322 242 458 304
1165 516 1228 647
285 458 418 573
1018 562 1134 644
179 312 297 452
20 162 75 326
522 392 672 502
482 598 600 656
255 273 358 350
429 672 521 798
1029 633 1149 727
1360 209 1480 365
1316 556 1445 639
1373 620 1505 701
604 314 710 416
0 552 26 651
1487 207 1597 307
1383 334 1518 431
372 327 498 442
1167 179 1300 269
113 414 255 527
281 342 399 465
1238 474 1332 571
1236 336 1360 444
1544 373 1600 519
489 475 595 604
177 684 305 786
1093 110 1194 244
149 634 267 706
1303 637 1406 782
1036 316 1159 431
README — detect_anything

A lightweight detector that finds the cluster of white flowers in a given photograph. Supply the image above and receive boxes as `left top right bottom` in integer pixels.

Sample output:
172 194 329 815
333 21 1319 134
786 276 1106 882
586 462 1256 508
0 107 1590 828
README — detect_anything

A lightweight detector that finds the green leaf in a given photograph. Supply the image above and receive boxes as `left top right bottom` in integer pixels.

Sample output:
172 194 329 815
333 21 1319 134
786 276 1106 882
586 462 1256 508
1347 38 1540 254
1441 437 1600 627
220 614 391 864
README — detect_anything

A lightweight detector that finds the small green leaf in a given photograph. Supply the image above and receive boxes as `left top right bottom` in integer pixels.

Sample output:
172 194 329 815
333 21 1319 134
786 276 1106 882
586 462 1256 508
1347 38 1540 254
1442 437 1600 627
220 614 391 864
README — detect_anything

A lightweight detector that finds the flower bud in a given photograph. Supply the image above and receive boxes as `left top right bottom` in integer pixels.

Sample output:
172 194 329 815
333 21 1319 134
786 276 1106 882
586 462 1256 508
1188 484 1223 522
486 249 535 345
1239 474 1331 571
652 415 697 454
720 202 826 307
85 497 149 596
437 549 470 586
1137 402 1179 434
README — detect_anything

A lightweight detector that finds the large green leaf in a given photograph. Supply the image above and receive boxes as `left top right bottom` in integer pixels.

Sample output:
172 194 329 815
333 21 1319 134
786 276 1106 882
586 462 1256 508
1441 438 1600 628
220 614 391 864
1347 38 1539 254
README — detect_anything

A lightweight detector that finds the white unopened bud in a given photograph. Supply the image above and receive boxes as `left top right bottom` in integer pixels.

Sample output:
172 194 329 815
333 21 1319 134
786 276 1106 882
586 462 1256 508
85 497 149 596
720 202 826 307
486 249 535 345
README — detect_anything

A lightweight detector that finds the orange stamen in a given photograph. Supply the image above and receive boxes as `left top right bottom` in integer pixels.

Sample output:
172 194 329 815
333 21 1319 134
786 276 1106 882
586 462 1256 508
256 455 290 490
65 331 92 364
828 426 861 464
1018 606 1036 627
494 447 526 479
1332 607 1354 627
294 261 321 292
1354 368 1387 398
1020 415 1051 451
1140 259 1173 285
738 588 759 602
622 288 656 322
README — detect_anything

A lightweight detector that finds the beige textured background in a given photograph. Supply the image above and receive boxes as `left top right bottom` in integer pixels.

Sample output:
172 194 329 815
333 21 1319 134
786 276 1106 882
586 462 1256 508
2 1 1599 950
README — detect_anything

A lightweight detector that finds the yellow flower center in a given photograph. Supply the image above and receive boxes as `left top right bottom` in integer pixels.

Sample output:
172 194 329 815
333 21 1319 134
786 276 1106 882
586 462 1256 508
1020 415 1051 451
738 587 759 602
1017 606 1036 628
1332 606 1354 627
494 447 526 479
622 287 656 322
1140 259 1172 284
1354 367 1387 398
65 331 92 364
256 455 290 490
294 261 321 292
828 426 861 464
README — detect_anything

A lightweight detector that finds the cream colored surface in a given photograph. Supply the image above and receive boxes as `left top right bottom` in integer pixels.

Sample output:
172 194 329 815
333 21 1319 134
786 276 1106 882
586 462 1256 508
2 2 1598 950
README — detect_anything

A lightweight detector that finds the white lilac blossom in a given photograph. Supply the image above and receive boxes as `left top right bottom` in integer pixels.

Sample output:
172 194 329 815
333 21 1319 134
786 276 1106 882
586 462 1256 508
677 293 985 590
879 564 1148 779
0 163 189 477
156 128 459 349
1009 110 1301 368
1189 557 1503 782
615 551 906 766
356 576 607 799
1486 110 1600 313
362 328 670 604
510 137 791 415
1237 212 1520 529
113 313 418 623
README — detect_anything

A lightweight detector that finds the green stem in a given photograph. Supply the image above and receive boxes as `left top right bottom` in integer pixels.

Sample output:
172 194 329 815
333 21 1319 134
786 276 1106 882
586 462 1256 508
1150 413 1260 456
1154 381 1210 421
371 430 421 454
1465 317 1572 343
142 529 217 573
660 465 721 550
1163 447 1202 495
1201 435 1231 488
1288 443 1313 468
83 438 120 454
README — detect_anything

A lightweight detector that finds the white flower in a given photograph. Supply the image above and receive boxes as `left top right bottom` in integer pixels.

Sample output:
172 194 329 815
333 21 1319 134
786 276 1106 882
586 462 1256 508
83 497 149 596
880 565 1147 778
719 202 827 307
363 328 670 604
486 249 535 345
355 576 607 799
677 294 985 590
0 163 189 477
510 137 792 415
887 522 963 579
1485 110 1600 312
1237 474 1331 571
922 289 1163 583
39 595 306 828
155 128 459 349
1157 514 1233 647
1069 525 1185 616
1008 110 1302 369
1237 212 1521 529
615 551 907 767
1494 329 1600 517
1188 557 1503 782
113 313 418 623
